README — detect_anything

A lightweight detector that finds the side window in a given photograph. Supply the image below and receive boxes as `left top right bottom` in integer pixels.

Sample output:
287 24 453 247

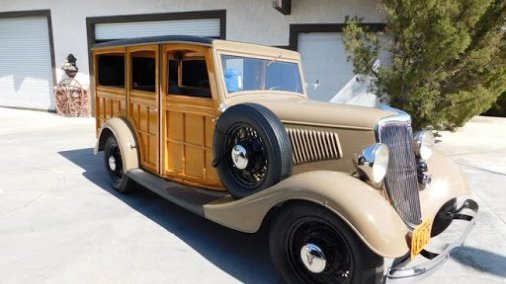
182 60 210 89
168 59 178 86
167 51 211 98
97 54 124 88
131 51 156 92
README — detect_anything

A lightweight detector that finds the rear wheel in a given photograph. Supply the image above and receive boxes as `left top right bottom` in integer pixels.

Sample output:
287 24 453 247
270 203 384 284
104 136 133 193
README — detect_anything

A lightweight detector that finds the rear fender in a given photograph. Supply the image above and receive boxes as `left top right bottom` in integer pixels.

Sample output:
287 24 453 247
95 117 139 172
203 171 409 258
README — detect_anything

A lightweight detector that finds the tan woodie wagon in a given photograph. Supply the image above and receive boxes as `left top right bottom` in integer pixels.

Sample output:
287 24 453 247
92 35 478 283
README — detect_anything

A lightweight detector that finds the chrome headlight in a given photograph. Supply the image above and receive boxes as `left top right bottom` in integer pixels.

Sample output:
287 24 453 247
354 143 389 184
414 131 435 160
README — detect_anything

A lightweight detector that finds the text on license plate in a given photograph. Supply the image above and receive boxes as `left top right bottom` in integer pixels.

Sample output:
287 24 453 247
410 219 432 259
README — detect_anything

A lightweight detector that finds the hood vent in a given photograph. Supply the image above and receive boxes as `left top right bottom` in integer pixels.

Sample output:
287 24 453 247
286 128 342 165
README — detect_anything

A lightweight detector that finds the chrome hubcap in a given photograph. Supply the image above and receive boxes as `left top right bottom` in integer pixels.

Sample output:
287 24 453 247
108 155 117 171
231 144 248 170
300 243 326 273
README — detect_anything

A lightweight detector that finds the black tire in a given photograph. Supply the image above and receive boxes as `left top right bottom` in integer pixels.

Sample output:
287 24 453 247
104 136 133 193
214 103 292 198
270 203 384 284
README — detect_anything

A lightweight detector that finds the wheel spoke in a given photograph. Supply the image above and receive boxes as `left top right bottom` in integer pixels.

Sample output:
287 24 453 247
288 219 353 283
227 124 268 188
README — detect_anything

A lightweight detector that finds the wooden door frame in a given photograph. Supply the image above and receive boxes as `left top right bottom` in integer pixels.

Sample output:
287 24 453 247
126 44 161 174
160 44 223 189
92 46 128 136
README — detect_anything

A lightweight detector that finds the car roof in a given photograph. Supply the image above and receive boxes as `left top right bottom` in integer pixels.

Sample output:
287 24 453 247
92 35 215 49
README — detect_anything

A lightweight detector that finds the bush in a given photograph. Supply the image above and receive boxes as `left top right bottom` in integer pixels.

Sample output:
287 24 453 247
342 0 506 130
484 91 506 116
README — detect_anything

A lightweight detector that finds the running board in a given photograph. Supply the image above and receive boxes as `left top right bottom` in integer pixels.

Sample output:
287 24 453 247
126 169 226 216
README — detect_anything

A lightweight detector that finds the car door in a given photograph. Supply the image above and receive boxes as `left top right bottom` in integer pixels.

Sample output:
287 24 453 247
160 44 223 190
126 45 160 174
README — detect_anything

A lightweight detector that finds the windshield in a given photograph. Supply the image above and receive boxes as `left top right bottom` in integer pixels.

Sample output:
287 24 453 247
221 54 303 95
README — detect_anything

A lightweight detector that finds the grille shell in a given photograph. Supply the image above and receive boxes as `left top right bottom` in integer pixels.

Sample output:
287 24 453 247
378 121 422 227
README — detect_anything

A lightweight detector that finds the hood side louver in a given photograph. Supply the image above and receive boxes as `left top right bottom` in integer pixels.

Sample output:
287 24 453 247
286 128 342 165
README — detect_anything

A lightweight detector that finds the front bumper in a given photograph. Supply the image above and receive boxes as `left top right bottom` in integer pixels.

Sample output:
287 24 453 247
385 199 479 283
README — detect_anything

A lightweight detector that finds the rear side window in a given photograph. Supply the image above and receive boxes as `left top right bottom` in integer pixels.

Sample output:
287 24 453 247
97 54 124 87
131 56 156 92
168 59 178 86
182 60 209 89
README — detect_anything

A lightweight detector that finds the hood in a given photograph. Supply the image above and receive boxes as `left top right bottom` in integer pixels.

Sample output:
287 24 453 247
225 93 397 130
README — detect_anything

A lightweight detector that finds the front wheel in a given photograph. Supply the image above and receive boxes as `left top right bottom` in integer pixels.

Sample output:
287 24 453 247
269 203 384 284
104 136 133 193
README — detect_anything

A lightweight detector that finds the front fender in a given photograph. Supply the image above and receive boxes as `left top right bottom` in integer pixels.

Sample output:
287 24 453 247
203 171 409 258
95 117 139 172
420 150 471 220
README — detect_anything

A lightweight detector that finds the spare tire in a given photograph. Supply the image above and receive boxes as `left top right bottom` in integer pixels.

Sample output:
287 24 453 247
214 103 292 198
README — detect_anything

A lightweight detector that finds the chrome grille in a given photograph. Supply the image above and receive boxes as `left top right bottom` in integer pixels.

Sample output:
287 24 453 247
286 128 342 165
378 121 422 226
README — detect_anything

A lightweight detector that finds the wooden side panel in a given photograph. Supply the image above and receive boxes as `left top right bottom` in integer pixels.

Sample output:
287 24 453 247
95 88 127 132
204 115 218 182
166 111 184 175
128 92 158 172
163 96 222 189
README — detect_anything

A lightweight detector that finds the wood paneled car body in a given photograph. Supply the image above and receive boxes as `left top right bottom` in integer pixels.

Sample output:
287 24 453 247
92 35 478 283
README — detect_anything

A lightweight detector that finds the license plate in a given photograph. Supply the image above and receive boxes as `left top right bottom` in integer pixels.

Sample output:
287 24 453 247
410 219 432 259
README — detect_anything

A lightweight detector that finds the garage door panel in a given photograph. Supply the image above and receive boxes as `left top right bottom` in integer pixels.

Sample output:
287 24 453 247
95 19 220 41
0 16 54 110
299 33 355 102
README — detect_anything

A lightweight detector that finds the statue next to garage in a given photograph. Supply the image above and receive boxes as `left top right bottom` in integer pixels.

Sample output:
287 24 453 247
55 54 90 117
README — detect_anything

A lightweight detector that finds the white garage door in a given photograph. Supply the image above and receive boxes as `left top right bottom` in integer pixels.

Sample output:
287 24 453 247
0 16 54 110
95 18 221 41
298 33 354 102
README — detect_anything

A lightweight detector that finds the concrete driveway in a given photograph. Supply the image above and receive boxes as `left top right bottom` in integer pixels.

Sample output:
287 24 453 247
0 107 505 283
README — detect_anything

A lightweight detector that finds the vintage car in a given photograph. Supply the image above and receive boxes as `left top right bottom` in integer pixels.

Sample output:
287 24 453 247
92 35 478 283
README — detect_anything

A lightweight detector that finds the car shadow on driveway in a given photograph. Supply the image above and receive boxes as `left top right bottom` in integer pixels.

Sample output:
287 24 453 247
59 148 280 284
451 246 506 278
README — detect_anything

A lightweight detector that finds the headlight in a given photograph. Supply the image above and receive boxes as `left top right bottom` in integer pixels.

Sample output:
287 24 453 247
414 131 435 160
354 143 389 184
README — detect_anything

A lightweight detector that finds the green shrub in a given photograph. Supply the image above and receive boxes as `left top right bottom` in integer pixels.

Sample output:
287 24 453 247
342 0 506 129
484 91 506 116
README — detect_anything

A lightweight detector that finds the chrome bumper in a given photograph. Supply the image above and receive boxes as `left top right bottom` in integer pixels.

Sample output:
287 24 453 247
385 199 479 283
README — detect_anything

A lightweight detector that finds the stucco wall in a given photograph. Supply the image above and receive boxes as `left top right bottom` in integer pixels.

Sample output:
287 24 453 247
0 0 384 88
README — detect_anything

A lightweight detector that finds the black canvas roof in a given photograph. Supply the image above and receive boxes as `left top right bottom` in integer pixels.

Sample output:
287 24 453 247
92 35 215 49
